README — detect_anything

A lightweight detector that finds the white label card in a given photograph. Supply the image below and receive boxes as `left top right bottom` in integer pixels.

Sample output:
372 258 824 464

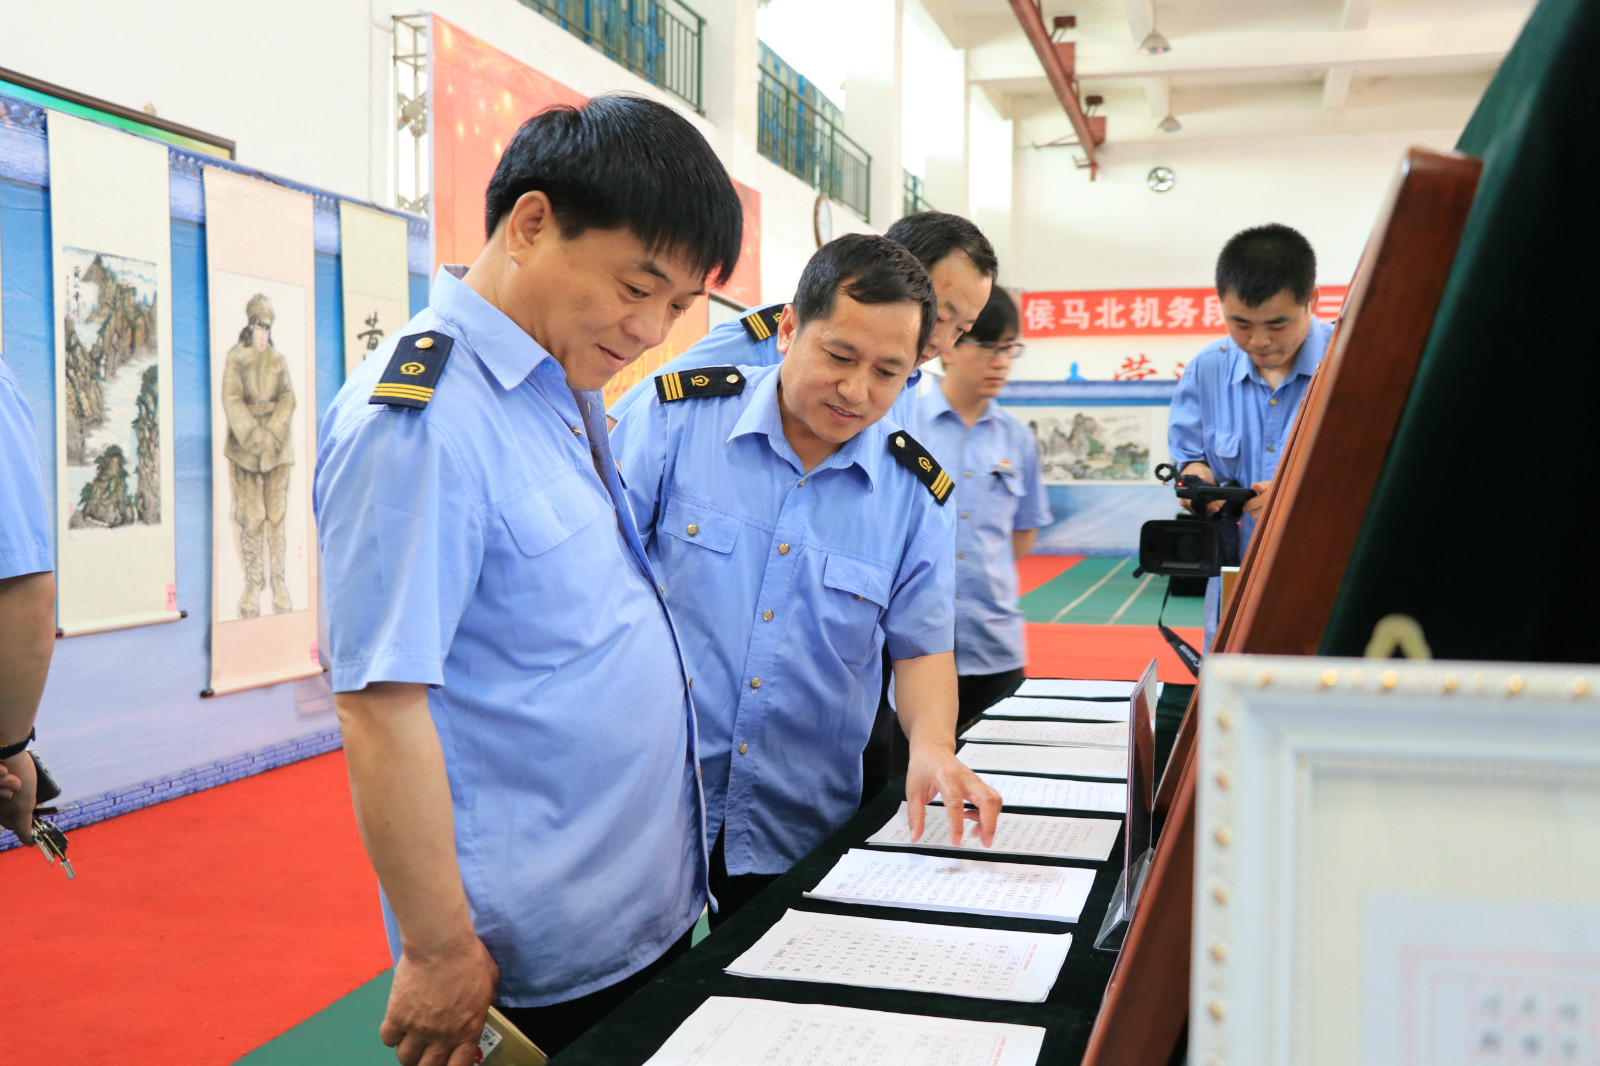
932 773 1127 813
986 696 1129 721
964 719 1128 748
958 743 1129 780
1016 678 1165 701
806 848 1096 923
725 909 1073 1003
640 997 1046 1065
868 802 1120 862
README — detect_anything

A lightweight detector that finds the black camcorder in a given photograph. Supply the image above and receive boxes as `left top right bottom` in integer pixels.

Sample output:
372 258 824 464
1133 463 1257 579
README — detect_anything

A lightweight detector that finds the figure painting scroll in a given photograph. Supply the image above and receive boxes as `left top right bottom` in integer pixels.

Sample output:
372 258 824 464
48 112 179 634
203 167 321 695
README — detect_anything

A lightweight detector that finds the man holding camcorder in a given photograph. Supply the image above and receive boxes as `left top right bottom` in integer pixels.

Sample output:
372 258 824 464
1167 223 1334 650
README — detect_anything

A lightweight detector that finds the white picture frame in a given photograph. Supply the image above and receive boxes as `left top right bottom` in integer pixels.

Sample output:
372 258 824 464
1192 654 1600 1066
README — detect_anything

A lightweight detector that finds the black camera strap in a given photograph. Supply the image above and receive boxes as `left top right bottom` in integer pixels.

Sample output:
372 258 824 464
1156 580 1202 678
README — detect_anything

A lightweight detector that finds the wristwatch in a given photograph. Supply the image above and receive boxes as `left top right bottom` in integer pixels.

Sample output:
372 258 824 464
0 727 35 760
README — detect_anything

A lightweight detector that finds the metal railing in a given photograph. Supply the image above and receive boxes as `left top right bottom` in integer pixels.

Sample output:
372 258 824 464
520 0 704 113
757 70 872 221
904 170 935 217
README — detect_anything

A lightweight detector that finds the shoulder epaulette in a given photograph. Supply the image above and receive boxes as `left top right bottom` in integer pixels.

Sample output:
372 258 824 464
739 304 785 343
654 365 747 404
369 331 454 409
888 430 953 505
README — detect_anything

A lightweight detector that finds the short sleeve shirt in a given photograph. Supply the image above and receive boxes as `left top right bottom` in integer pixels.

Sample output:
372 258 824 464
0 356 53 579
314 267 708 1007
915 386 1051 675
611 363 956 877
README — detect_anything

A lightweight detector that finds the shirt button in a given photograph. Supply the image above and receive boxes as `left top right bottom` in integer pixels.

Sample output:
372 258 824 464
687 523 699 536
739 742 749 755
1266 444 1276 452
797 478 807 487
955 592 963 599
570 425 582 436
778 543 790 555
696 764 702 779
688 677 694 689
762 609 774 621
1269 398 1279 406
957 552 966 559
657 582 666 595
959 512 970 519
750 677 762 689
965 471 973 478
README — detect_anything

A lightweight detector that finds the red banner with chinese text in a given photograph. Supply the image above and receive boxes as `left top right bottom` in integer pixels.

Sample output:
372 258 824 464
1020 287 1349 338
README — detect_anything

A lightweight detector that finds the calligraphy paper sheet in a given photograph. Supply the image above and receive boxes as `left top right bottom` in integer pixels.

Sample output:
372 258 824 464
806 848 1095 923
1016 678 1165 701
934 774 1127 813
868 802 1119 862
964 719 1127 748
958 744 1129 779
640 997 1045 1066
725 910 1072 1003
985 696 1128 721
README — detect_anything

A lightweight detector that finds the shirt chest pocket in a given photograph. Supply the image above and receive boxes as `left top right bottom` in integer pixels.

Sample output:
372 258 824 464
1205 430 1241 462
659 495 740 554
500 469 604 559
992 472 1026 498
819 554 893 667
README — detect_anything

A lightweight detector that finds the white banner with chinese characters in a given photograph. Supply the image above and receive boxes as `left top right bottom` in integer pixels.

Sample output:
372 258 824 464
1018 286 1348 382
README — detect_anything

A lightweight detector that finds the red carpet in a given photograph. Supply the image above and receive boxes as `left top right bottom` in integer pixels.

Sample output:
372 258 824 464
0 751 390 1066
1016 554 1084 594
1025 622 1204 683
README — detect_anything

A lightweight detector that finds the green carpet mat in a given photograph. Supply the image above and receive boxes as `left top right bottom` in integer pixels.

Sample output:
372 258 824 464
235 913 713 1063
1022 556 1205 628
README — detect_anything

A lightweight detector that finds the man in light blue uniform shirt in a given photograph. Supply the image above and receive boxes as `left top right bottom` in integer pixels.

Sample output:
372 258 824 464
313 96 744 1061
612 235 1002 927
607 211 998 431
915 288 1051 727
0 355 57 845
1168 223 1333 650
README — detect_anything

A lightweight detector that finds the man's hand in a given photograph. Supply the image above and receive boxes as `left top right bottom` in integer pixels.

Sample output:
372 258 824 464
1178 462 1225 516
382 936 499 1066
1242 480 1273 518
905 743 1002 848
0 751 38 845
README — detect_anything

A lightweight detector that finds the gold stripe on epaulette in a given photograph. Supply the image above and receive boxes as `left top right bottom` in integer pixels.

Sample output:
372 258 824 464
931 470 953 501
745 313 771 341
372 384 435 399
662 372 684 401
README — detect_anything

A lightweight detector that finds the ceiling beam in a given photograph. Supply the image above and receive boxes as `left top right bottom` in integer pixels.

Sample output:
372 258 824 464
1006 0 1100 173
1145 75 1169 119
1342 0 1374 32
1033 15 1524 82
1322 67 1355 109
1122 0 1154 44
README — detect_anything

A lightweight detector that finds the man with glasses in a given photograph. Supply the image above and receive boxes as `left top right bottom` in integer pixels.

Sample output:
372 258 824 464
915 288 1050 727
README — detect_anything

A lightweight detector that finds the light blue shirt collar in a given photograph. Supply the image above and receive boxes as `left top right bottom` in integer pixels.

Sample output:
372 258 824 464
921 379 999 428
429 265 555 391
726 364 882 489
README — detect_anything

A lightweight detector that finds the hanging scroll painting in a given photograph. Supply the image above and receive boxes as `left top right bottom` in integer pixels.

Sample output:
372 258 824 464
203 166 321 695
338 202 410 378
47 111 179 635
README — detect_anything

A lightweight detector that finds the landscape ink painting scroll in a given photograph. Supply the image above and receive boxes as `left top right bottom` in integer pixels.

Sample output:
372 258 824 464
47 112 179 635
203 166 321 696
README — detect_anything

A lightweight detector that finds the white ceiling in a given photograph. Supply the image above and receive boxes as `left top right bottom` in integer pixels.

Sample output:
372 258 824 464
920 0 1534 151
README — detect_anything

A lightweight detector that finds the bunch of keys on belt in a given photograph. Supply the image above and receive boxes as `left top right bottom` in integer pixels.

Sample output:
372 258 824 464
28 751 74 880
